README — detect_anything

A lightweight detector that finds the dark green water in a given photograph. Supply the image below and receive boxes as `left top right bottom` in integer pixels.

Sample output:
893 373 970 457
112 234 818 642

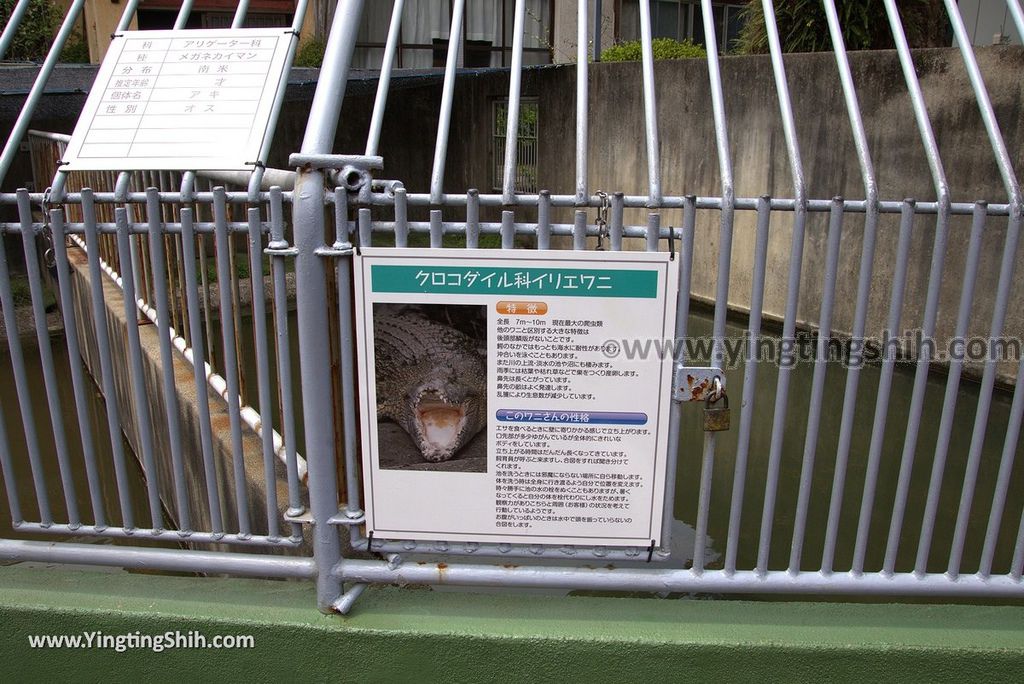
674 311 1024 576
0 333 169 547
2 308 1021 576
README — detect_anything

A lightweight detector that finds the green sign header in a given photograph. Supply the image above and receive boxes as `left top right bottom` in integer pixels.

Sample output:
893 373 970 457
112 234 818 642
371 265 658 298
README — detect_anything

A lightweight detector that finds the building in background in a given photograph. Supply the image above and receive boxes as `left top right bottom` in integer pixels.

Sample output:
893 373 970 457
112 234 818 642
956 0 1021 45
71 0 1021 66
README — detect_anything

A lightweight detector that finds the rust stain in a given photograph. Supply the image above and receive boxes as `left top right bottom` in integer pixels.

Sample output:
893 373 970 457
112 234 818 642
436 562 448 583
680 375 714 402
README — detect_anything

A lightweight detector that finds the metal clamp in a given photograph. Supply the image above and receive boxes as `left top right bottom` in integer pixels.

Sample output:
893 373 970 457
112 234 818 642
315 241 354 258
264 240 298 257
327 510 366 526
673 366 726 402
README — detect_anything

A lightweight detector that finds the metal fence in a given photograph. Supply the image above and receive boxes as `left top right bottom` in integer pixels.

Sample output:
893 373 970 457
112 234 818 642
1 0 1023 614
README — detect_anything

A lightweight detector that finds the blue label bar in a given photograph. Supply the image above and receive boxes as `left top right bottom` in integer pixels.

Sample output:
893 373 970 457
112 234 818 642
495 410 648 425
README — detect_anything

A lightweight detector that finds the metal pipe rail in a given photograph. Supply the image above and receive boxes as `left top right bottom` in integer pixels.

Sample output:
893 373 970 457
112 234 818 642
1 0 1023 616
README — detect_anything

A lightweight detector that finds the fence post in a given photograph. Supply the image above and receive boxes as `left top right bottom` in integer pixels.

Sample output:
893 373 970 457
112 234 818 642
291 0 365 614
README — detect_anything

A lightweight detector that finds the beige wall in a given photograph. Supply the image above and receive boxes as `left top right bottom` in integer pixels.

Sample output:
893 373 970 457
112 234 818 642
84 0 137 63
552 0 616 63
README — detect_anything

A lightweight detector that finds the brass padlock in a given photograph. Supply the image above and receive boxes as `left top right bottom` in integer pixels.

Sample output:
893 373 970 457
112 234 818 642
703 393 731 432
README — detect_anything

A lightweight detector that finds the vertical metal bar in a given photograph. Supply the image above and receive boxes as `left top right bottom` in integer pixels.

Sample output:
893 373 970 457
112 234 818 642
536 190 551 250
885 203 984 574
227 227 247 405
394 187 409 248
83 199 133 528
881 0 954 577
173 0 196 28
695 0 736 568
1014 512 1024 580
609 192 623 251
820 0 881 575
0 0 87 186
357 198 371 248
645 212 659 253
17 193 79 525
1008 0 1024 41
789 198 844 572
573 211 587 250
199 208 217 372
144 189 192 532
430 0 467 204
848 201 915 575
366 0 405 156
174 227 190 344
114 0 142 31
660 197 696 548
501 211 515 249
467 189 481 248
293 0 364 613
267 188 302 535
501 0 528 205
943 0 1023 579
246 206 281 538
51 210 105 527
341 210 370 522
725 196 771 574
594 0 603 60
180 208 225 534
119 204 164 530
430 210 444 248
637 0 662 205
232 0 252 27
214 188 252 536
0 395 21 523
755 0 809 574
0 216 51 524
978 281 1023 578
575 0 589 204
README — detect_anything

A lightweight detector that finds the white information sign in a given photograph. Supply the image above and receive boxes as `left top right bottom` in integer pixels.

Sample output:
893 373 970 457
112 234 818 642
61 29 294 171
354 248 679 547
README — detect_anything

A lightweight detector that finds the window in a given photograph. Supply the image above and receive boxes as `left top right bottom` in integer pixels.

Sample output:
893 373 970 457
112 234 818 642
619 1 747 53
492 99 539 194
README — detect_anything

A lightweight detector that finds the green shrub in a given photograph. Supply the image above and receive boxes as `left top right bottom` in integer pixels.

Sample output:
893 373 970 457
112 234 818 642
0 0 60 62
600 38 706 62
59 38 90 64
294 38 326 68
733 0 949 54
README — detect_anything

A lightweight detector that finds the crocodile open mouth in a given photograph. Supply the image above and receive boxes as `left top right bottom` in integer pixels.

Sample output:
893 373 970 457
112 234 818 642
414 394 468 459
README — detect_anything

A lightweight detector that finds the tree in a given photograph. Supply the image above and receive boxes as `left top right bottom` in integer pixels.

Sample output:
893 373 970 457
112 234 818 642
733 0 952 54
0 0 61 62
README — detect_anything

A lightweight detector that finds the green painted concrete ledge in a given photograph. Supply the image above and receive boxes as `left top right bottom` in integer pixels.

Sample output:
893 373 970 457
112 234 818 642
1 565 1023 682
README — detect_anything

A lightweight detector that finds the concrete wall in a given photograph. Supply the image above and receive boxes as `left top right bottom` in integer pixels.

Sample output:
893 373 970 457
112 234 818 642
294 47 1024 381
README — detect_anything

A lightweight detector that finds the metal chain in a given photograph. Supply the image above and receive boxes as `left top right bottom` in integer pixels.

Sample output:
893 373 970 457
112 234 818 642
594 190 610 250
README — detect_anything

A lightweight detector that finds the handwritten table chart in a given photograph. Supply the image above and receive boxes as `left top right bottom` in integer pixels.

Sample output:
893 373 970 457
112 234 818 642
62 29 294 171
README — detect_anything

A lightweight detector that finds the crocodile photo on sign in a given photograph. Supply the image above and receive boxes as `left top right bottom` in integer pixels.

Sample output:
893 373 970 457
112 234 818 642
373 303 488 472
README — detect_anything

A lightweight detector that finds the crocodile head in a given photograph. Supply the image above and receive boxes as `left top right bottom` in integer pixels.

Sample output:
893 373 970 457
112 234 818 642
404 361 485 462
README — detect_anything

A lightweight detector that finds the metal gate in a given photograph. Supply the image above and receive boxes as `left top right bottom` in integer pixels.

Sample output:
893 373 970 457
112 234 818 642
1 0 1023 614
